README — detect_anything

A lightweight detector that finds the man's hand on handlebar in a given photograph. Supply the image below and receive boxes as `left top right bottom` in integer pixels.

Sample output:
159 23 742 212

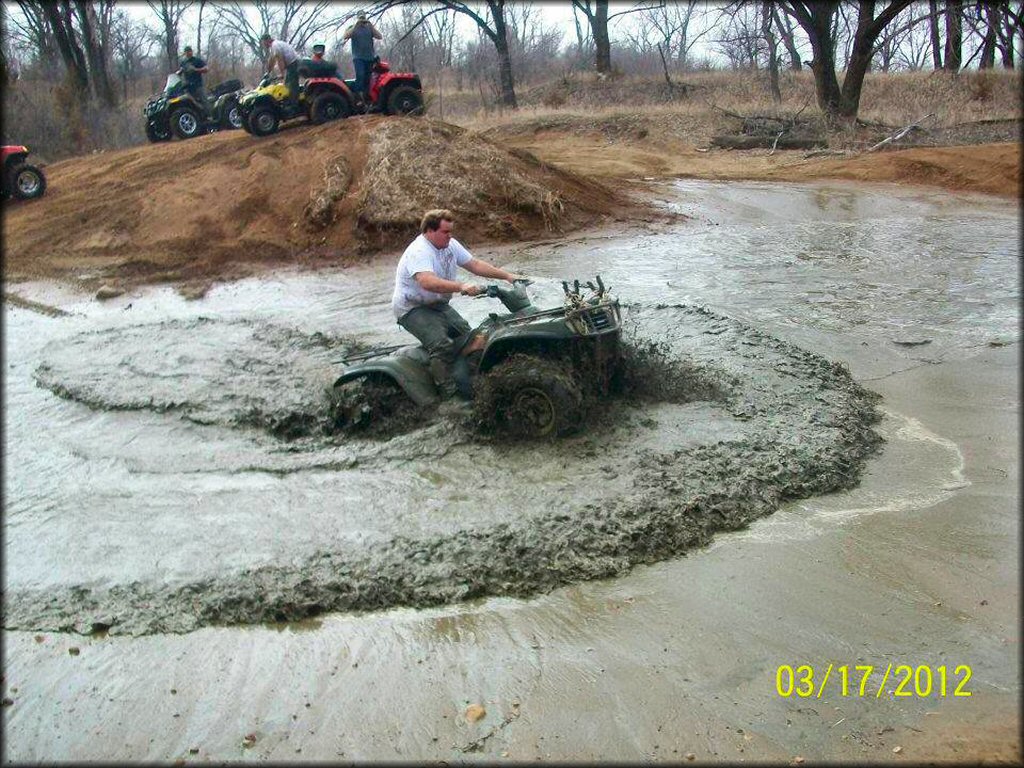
460 283 483 296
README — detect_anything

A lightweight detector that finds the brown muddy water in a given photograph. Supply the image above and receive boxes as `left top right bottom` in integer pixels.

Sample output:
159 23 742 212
3 181 1019 762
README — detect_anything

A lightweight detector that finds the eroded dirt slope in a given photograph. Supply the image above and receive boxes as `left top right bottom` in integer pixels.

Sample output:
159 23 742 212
2 116 628 289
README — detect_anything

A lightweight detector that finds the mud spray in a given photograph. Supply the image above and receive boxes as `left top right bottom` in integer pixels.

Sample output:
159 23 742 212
8 302 881 635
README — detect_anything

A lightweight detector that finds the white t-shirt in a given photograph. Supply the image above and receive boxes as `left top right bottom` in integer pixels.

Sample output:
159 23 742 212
269 39 299 66
392 234 473 318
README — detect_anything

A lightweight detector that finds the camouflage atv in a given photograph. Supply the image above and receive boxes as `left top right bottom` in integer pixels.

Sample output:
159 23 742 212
332 277 621 438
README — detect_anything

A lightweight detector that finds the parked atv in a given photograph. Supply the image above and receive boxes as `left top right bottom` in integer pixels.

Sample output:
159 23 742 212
332 277 621 438
347 57 424 115
143 71 244 142
238 62 357 137
2 145 46 200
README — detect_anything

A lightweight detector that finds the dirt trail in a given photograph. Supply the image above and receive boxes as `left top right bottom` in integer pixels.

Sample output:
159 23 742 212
2 116 630 291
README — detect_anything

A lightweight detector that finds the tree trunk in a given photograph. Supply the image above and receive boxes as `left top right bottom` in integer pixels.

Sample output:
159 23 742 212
799 3 844 117
838 0 877 117
979 3 999 68
42 1 90 93
943 0 962 71
489 1 518 108
593 0 611 74
75 0 117 106
773 6 804 70
762 2 782 103
196 0 205 54
928 0 943 68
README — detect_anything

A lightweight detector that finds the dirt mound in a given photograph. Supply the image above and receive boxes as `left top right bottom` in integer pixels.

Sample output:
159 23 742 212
2 116 627 290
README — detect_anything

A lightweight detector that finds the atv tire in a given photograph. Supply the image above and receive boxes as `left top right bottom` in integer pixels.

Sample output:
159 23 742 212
386 85 424 116
248 105 279 137
221 97 243 130
170 106 203 139
310 92 351 124
474 354 583 439
330 374 422 436
7 163 46 200
145 121 172 142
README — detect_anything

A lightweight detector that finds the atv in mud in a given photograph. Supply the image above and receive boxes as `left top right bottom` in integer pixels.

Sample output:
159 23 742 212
332 277 621 439
143 71 244 142
2 145 46 200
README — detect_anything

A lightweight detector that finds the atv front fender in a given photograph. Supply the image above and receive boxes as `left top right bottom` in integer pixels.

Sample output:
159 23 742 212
334 356 439 406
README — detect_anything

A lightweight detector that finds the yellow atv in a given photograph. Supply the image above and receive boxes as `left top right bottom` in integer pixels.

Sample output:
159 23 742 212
238 62 355 137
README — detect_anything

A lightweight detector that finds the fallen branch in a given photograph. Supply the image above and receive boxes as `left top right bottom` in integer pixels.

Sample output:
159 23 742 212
803 149 851 158
866 113 936 153
768 129 786 155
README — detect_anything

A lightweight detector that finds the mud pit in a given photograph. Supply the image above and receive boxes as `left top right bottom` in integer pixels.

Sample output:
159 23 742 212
3 180 1018 762
8 289 882 635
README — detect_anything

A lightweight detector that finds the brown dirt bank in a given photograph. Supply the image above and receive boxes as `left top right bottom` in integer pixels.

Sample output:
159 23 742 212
483 113 1019 198
1 116 630 292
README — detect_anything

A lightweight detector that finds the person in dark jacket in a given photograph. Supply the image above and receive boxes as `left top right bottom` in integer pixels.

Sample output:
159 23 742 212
342 11 382 107
178 45 210 116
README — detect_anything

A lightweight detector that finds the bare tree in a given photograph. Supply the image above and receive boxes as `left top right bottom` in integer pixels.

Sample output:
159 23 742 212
571 0 663 75
761 1 781 101
147 0 193 68
943 0 963 71
74 1 117 105
41 1 90 92
928 0 943 67
715 3 764 69
212 1 352 62
10 1 60 74
771 4 804 70
638 0 708 71
111 9 153 101
780 0 915 121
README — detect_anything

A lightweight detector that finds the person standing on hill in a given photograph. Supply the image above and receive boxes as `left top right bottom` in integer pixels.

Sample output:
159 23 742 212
178 46 209 117
343 11 382 108
260 33 300 108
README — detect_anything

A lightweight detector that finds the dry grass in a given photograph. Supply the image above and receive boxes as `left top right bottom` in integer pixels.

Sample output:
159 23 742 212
358 119 570 237
449 68 1020 138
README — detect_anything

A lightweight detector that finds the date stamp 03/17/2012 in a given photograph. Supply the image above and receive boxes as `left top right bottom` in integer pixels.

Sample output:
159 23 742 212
776 664 973 699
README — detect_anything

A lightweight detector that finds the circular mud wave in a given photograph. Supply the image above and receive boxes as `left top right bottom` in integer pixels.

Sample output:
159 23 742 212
10 304 882 635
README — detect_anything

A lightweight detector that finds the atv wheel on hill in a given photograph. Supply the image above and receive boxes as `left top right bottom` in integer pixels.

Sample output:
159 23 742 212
475 354 583 439
221 97 243 130
7 163 47 200
145 121 172 142
387 85 424 116
311 92 351 124
170 107 203 139
248 105 280 137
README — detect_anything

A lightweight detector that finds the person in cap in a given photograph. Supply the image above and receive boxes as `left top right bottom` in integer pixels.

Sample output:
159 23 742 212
342 11 382 108
260 33 300 107
178 45 210 117
311 43 326 62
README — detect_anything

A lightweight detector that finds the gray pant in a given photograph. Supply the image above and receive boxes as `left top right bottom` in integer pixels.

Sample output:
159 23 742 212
398 303 471 392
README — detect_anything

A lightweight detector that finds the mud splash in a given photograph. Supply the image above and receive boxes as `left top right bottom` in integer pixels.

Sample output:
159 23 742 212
6 301 881 635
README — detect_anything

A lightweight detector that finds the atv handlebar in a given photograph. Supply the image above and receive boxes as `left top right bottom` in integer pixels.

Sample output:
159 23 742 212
471 278 532 299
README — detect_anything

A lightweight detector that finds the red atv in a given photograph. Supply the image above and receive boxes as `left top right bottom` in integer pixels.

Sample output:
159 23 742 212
356 57 424 115
2 145 47 201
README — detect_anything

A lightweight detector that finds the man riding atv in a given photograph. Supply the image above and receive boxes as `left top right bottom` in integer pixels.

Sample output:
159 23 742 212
143 57 243 141
392 209 523 403
178 46 210 118
333 210 622 438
